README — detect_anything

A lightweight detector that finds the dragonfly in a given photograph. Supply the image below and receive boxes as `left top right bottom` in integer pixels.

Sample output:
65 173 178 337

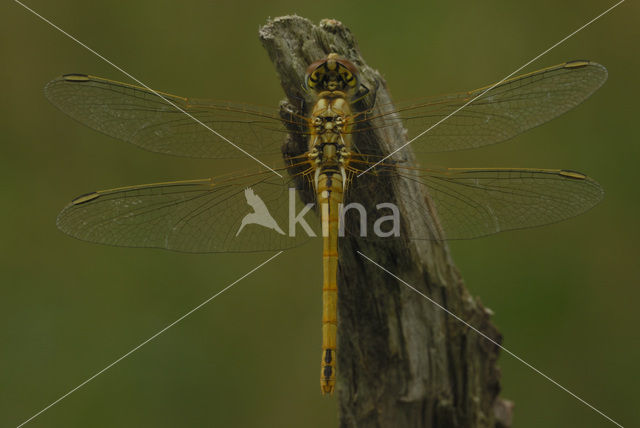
46 54 607 394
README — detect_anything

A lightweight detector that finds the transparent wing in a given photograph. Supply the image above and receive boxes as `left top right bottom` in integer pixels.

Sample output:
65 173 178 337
356 61 607 153
56 168 320 253
413 168 603 239
45 74 308 159
346 159 603 240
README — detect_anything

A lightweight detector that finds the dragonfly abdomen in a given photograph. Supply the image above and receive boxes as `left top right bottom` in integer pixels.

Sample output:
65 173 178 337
317 169 344 394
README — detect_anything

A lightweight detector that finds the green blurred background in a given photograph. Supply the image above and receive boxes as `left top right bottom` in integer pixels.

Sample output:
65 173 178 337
1 1 638 427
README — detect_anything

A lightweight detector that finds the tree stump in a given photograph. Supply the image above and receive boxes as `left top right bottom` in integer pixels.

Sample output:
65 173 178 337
259 16 512 428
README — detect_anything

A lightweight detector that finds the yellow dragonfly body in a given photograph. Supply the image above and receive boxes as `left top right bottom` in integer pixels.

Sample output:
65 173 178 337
46 54 607 394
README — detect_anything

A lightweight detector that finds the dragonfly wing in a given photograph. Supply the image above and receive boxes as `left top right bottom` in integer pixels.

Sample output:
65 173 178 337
403 168 604 239
57 172 319 252
361 61 607 153
45 74 307 158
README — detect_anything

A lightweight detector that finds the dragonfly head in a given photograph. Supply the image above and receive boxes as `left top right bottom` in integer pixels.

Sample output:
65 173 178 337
305 53 360 96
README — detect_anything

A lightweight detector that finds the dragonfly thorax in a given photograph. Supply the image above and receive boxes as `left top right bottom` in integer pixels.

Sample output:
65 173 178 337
310 99 349 143
309 142 348 164
309 79 355 143
308 93 353 179
308 101 352 189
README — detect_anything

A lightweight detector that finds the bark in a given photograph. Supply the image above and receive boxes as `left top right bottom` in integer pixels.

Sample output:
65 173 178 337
259 16 512 428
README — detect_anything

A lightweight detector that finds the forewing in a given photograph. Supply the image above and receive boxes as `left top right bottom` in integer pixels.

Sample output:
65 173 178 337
358 61 607 153
45 74 307 158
